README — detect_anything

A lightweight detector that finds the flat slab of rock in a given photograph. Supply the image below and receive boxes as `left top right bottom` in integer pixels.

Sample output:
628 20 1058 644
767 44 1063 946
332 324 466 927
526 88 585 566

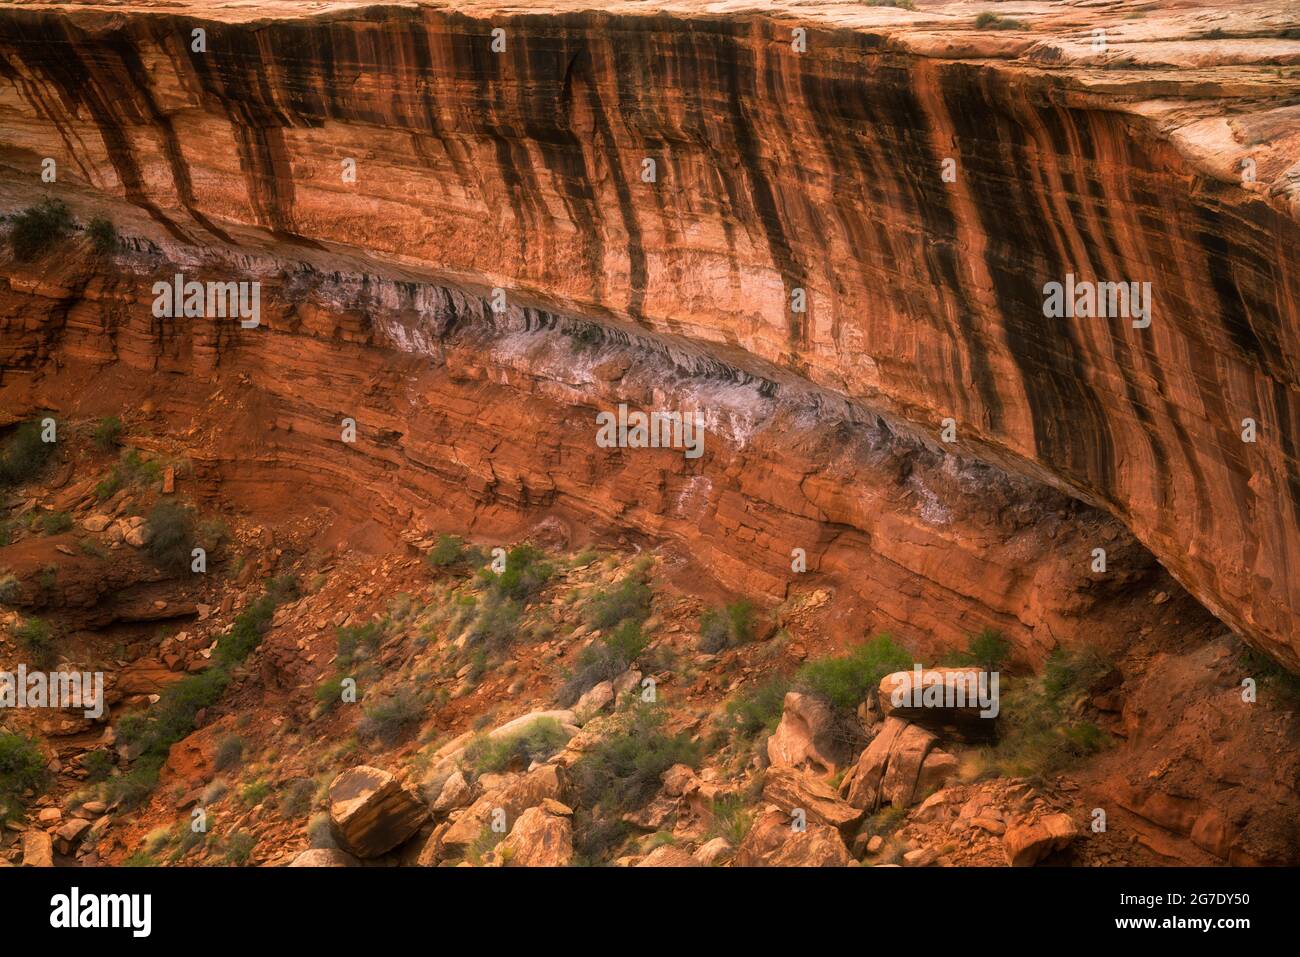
21 830 54 867
328 766 429 858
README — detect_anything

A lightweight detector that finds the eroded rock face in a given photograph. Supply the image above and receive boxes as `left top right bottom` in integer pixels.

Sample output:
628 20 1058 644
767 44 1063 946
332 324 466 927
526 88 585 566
0 1 1296 668
327 766 429 859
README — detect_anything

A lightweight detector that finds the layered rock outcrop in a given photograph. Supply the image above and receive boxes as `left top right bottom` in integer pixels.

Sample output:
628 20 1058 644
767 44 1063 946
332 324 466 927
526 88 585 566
0 1 1297 668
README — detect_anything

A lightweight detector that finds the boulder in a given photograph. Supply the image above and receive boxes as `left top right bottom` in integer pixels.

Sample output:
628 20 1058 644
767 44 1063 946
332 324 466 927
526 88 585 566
54 818 91 855
694 837 733 866
430 769 474 815
879 667 997 739
1003 813 1078 866
763 765 863 834
766 692 841 775
915 749 959 799
21 830 54 867
498 805 573 867
735 809 852 867
327 766 429 858
878 723 938 807
841 717 942 811
574 681 615 724
288 848 358 867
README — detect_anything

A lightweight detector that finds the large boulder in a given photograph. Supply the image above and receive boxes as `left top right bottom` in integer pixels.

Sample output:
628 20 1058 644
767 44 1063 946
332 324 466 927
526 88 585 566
327 766 429 858
1003 813 1078 866
498 804 573 867
879 668 997 739
762 765 862 834
735 809 852 867
841 717 940 811
766 692 841 775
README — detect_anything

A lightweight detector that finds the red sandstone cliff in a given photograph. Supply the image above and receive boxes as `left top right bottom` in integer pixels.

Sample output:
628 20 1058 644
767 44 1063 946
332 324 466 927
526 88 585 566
0 0 1298 670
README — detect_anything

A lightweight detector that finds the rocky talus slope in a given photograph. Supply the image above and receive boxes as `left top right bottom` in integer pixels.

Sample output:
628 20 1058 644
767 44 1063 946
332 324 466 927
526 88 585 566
0 0 1299 869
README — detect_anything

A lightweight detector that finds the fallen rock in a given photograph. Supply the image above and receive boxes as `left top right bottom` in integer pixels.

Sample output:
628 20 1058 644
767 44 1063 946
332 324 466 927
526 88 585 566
497 805 573 867
574 681 615 724
54 818 91 854
1004 813 1077 866
21 831 54 867
695 837 733 866
327 766 429 858
763 765 863 834
439 764 564 856
735 809 852 867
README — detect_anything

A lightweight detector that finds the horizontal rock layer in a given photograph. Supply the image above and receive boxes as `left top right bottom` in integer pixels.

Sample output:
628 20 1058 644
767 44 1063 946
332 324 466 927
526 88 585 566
0 2 1297 662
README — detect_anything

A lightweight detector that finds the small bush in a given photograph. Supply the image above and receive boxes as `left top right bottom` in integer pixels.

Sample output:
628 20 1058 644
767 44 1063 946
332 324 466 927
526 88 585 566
465 717 570 775
426 534 481 568
726 675 792 738
709 794 753 846
0 420 55 488
0 731 49 823
15 617 56 668
975 12 1025 30
92 415 124 451
240 780 269 806
586 570 653 630
558 619 649 706
281 777 316 818
9 199 73 260
81 749 115 783
697 600 755 654
336 620 384 667
358 685 422 744
145 501 194 570
214 735 243 772
940 627 1012 672
466 596 524 655
795 634 912 712
38 511 72 535
479 544 553 603
87 216 117 254
223 831 256 865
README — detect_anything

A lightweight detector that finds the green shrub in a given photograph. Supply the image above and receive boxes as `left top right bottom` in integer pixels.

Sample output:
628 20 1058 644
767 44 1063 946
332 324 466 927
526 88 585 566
0 731 49 823
92 415 124 451
709 794 753 846
795 634 912 711
975 12 1025 30
358 685 421 744
465 717 570 775
80 749 115 783
479 544 553 603
314 675 346 710
586 570 653 630
145 501 194 570
940 627 1012 672
9 199 73 260
0 420 55 488
726 675 792 738
87 216 117 254
697 600 755 654
240 780 269 806
38 511 72 535
558 619 649 706
214 735 243 771
223 831 256 865
336 620 384 667
466 596 524 655
15 617 56 668
570 706 699 862
426 534 482 568
979 648 1115 778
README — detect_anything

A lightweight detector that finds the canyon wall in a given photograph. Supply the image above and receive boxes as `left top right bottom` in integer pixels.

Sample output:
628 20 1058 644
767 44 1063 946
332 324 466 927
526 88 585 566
0 2 1298 663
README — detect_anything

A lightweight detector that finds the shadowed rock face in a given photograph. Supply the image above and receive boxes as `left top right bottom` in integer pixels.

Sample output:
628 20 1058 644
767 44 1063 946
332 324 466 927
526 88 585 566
0 2 1298 664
